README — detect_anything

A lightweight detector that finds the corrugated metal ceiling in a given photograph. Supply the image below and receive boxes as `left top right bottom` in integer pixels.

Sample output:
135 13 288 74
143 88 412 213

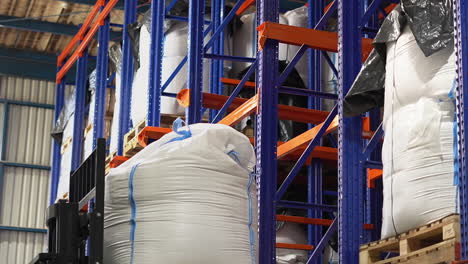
0 0 127 55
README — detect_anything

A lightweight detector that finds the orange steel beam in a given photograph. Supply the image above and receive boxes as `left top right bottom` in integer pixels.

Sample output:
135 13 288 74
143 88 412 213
109 155 129 168
277 215 374 230
221 77 256 88
56 0 119 83
276 243 314 251
367 168 383 188
177 89 245 111
277 116 374 159
257 22 374 61
379 3 398 19
138 126 173 147
277 116 338 159
324 1 335 13
247 137 337 161
57 0 103 67
219 95 258 126
236 0 256 15
177 89 330 124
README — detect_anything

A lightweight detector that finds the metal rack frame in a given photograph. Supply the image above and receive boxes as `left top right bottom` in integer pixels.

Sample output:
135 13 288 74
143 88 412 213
49 0 468 263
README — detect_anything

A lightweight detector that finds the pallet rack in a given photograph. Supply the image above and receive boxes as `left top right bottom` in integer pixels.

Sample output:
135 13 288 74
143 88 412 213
48 0 468 263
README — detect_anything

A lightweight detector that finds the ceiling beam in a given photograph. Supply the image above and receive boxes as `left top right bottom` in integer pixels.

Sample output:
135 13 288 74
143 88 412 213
56 0 149 12
0 47 96 82
58 0 124 8
0 15 122 40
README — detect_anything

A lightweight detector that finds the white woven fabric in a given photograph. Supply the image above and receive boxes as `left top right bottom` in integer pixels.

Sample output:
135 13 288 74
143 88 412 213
104 122 258 263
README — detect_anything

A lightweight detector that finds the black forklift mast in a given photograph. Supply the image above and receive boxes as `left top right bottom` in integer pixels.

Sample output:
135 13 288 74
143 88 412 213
31 138 106 264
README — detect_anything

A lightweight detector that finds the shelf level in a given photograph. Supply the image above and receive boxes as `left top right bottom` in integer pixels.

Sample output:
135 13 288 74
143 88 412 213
257 22 374 61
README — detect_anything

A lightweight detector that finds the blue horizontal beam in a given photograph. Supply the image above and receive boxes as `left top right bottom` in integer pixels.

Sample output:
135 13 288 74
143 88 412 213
0 161 51 170
0 99 54 109
277 200 337 212
364 160 383 169
0 225 47 233
279 86 338 99
0 15 121 39
204 53 256 63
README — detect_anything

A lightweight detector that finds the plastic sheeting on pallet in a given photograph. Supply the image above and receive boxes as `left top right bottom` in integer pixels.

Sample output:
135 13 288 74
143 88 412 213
104 122 257 263
381 25 458 238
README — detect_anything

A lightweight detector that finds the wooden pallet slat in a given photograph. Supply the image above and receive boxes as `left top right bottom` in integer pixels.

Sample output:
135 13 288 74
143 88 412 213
360 215 461 264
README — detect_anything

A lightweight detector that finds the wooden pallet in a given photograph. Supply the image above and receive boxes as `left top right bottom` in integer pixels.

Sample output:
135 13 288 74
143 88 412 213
105 151 117 175
123 119 147 157
61 136 73 154
360 215 461 264
122 115 184 157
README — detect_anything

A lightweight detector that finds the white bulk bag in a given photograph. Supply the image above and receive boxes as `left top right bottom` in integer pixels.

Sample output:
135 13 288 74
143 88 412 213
276 223 308 264
131 22 211 124
284 6 309 85
56 112 74 200
109 71 122 154
232 13 288 76
104 121 258 263
381 25 458 238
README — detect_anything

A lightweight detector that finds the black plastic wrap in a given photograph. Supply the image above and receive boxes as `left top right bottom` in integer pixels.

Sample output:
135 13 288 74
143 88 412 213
238 61 308 142
401 0 453 57
343 2 454 116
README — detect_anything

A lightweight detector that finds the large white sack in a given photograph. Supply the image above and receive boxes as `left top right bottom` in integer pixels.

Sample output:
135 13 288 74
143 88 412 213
83 71 97 158
131 23 211 124
232 13 288 75
56 113 74 200
381 25 458 238
109 72 121 154
104 122 258 263
283 6 338 110
276 223 308 264
284 6 309 86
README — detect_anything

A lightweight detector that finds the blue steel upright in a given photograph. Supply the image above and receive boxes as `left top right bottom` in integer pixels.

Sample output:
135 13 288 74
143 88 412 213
337 0 364 262
256 0 279 262
187 0 205 124
118 0 137 155
50 70 65 204
307 0 324 261
454 0 468 258
93 8 110 148
147 0 165 127
209 0 221 121
71 50 88 171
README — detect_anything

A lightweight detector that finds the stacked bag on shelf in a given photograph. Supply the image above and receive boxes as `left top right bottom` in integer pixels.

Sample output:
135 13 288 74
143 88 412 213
344 2 457 238
232 6 338 111
82 70 114 158
131 6 233 126
108 44 123 154
51 87 75 201
381 24 457 238
104 120 257 263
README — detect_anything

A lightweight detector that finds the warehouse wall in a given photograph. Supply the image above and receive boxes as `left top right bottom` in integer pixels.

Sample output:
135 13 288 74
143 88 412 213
0 76 57 263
